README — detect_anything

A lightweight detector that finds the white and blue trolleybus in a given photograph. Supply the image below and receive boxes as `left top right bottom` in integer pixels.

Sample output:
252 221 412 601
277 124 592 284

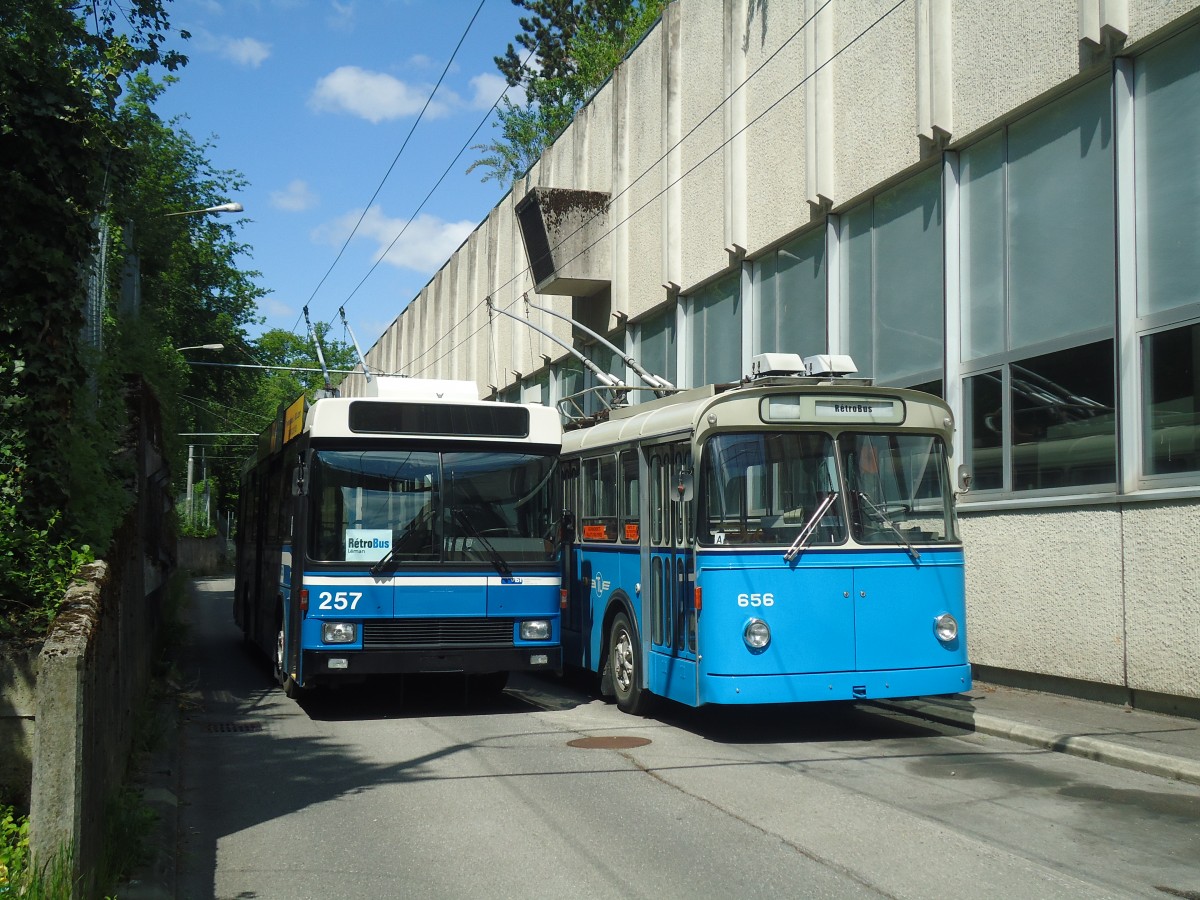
558 353 970 714
234 377 564 699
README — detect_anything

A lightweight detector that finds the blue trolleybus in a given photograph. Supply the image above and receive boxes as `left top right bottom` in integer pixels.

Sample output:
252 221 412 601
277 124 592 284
234 377 564 698
558 354 969 714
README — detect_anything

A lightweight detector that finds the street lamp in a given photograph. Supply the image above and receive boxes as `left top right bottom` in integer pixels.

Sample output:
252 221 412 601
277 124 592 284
162 202 244 218
176 343 225 352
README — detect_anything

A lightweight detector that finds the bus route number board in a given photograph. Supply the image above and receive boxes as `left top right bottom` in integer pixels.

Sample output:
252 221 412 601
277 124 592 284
763 395 905 425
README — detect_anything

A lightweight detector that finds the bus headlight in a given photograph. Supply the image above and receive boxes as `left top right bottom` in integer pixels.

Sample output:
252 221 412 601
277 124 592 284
322 622 357 644
934 613 959 642
743 618 771 651
520 620 552 641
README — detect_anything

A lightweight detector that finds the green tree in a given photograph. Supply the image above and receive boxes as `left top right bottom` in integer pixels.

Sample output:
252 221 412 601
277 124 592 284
0 0 186 525
470 0 667 184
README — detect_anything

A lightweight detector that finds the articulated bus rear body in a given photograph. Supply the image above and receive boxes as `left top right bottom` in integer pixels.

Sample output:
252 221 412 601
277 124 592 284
559 361 969 713
235 378 564 698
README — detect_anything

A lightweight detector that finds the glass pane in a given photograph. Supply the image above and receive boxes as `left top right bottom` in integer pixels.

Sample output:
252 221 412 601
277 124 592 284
651 555 664 645
1011 340 1116 490
308 450 439 562
1135 25 1200 317
1143 324 1200 475
756 250 780 353
1008 78 1114 348
620 451 640 540
841 203 874 378
699 432 844 545
442 452 559 561
840 433 957 544
964 371 1004 491
774 228 827 358
638 308 677 392
873 167 944 384
960 131 1007 360
692 273 742 385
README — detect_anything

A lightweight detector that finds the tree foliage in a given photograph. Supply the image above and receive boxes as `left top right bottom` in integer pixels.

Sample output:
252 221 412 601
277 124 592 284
470 0 667 184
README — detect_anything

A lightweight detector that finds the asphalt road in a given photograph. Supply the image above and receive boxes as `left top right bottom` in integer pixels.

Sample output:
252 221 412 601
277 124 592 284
174 577 1200 900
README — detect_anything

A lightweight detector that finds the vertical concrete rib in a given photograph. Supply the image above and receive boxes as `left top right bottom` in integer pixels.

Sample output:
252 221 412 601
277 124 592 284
662 2 682 292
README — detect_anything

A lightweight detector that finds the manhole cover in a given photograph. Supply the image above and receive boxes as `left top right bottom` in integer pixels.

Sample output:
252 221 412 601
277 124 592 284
204 722 263 734
567 735 651 749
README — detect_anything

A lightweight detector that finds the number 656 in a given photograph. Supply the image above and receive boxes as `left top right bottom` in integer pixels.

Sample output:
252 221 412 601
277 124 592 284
737 593 774 607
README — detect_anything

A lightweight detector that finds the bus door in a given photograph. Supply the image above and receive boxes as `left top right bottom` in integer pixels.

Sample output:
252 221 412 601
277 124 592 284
559 459 587 666
645 442 697 704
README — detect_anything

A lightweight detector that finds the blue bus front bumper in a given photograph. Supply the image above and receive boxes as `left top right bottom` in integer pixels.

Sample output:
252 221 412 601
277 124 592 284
302 646 562 677
700 663 972 705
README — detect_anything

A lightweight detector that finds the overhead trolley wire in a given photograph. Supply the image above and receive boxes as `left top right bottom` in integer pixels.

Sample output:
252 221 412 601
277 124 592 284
326 44 539 328
291 0 488 334
339 1 831 372
407 0 895 376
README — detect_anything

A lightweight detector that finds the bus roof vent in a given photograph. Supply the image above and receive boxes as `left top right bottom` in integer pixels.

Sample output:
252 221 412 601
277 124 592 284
365 376 480 401
803 354 858 377
750 353 806 378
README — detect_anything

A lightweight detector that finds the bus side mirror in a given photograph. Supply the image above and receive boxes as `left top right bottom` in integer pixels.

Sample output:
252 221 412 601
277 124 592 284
957 464 972 493
674 469 694 503
292 464 306 497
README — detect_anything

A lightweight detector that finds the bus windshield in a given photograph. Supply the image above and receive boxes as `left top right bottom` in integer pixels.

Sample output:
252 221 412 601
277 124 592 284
700 432 846 546
699 431 958 547
839 432 958 545
307 449 558 564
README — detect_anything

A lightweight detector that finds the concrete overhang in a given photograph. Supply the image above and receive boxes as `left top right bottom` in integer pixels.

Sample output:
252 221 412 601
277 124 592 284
515 187 611 297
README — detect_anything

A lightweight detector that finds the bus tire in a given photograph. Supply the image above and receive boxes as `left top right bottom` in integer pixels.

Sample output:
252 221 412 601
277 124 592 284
608 611 650 716
274 617 301 699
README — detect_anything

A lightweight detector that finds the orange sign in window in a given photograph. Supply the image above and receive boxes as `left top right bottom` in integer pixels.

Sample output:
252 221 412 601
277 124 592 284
624 523 640 542
582 524 610 541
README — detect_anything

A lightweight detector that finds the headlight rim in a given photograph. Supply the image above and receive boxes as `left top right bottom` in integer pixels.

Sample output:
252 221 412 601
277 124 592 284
743 617 771 652
933 613 959 643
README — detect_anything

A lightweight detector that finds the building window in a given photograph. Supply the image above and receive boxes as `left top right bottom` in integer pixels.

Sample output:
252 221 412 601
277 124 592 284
635 305 677 398
840 166 943 388
1134 23 1200 480
688 272 741 386
959 76 1116 494
756 227 826 358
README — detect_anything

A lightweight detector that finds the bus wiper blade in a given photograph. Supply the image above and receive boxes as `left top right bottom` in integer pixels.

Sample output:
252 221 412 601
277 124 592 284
784 492 838 562
857 492 921 562
369 544 398 576
453 509 513 578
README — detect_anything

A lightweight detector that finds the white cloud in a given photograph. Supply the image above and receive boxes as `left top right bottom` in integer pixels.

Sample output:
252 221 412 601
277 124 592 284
309 66 451 123
220 36 271 67
327 0 355 31
190 29 271 67
263 297 294 319
270 179 318 212
313 207 474 273
468 72 520 110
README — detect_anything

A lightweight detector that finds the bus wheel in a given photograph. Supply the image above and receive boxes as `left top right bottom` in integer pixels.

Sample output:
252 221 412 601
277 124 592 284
609 611 650 716
274 620 300 699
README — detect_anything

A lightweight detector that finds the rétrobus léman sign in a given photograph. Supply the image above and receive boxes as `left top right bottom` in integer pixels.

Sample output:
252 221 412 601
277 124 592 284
762 395 906 426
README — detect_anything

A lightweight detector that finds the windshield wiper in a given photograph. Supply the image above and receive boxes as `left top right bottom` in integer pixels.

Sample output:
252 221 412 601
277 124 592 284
856 492 921 562
784 492 838 562
369 543 398 576
452 509 513 578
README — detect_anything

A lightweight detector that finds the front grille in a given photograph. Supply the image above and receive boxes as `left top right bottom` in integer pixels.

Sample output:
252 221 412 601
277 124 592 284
362 618 514 649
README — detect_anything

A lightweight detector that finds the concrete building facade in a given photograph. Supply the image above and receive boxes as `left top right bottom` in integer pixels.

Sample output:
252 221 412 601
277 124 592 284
338 0 1200 710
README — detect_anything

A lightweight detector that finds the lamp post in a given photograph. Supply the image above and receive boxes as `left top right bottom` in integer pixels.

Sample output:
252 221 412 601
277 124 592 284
176 342 224 520
161 202 244 217
176 343 225 352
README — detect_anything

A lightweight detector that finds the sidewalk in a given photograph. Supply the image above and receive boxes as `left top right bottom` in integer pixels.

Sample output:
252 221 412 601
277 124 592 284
875 681 1200 787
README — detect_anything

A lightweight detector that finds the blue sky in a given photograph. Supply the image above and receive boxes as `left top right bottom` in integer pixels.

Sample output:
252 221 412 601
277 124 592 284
154 0 528 354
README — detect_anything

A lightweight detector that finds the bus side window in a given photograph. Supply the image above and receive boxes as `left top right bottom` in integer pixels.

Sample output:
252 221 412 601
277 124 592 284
651 453 665 546
582 456 617 542
620 450 639 543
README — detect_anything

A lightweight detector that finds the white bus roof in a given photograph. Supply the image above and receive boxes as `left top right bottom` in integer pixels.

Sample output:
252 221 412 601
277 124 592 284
305 395 563 447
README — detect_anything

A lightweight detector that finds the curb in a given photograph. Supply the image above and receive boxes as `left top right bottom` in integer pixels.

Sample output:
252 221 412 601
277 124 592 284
873 698 1200 788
